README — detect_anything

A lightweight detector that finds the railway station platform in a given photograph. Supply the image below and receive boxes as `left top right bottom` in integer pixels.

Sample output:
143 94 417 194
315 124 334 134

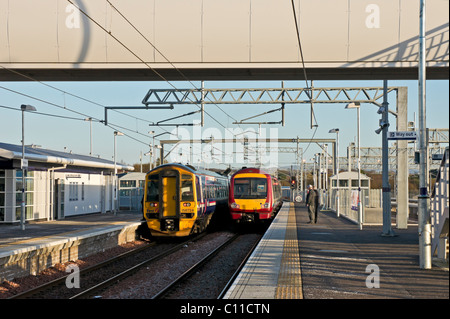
0 211 142 283
224 202 449 299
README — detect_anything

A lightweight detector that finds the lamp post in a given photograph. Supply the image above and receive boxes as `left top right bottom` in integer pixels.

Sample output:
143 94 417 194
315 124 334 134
144 146 153 171
84 117 93 156
20 104 37 230
113 131 124 215
376 81 395 237
148 131 155 170
418 0 431 269
345 102 362 230
329 128 340 217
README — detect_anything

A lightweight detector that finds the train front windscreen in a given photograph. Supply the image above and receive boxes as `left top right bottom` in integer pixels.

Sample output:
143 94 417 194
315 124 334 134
233 178 268 199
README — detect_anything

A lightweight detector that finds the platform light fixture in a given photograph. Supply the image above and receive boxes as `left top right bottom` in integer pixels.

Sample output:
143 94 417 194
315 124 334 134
20 104 37 230
84 117 93 156
113 131 124 215
328 128 340 217
345 102 362 230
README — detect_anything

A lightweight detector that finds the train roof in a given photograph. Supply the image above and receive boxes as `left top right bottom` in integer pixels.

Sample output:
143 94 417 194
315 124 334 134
231 167 271 177
150 163 228 179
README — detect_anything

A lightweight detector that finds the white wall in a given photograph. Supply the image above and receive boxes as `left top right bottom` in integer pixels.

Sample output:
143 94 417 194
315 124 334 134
56 172 112 217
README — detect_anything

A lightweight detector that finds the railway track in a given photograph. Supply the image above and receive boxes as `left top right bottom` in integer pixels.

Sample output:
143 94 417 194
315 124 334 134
152 233 240 299
8 234 205 299
9 230 263 299
70 233 208 299
152 232 262 299
8 240 156 299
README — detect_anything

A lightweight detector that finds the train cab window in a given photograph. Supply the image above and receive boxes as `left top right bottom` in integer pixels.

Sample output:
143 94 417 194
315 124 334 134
181 179 194 202
146 175 159 201
234 178 267 199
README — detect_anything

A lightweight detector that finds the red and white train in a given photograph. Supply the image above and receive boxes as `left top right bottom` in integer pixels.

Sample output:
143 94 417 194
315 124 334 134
228 167 282 223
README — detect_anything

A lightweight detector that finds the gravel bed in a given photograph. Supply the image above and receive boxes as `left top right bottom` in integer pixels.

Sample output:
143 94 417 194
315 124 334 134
98 231 262 299
164 233 261 299
0 240 149 299
1 229 263 299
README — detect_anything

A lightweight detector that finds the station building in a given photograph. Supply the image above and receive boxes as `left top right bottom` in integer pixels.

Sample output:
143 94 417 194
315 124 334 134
0 142 134 224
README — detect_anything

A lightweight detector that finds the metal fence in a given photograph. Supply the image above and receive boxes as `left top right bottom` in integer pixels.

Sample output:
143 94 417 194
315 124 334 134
290 188 384 226
119 187 144 212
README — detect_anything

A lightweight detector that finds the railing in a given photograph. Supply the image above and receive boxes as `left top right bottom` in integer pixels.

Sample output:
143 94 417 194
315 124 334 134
431 147 449 260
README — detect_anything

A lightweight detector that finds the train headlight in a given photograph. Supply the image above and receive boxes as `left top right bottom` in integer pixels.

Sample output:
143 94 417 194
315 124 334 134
183 202 191 207
165 219 175 231
261 203 270 209
230 202 240 209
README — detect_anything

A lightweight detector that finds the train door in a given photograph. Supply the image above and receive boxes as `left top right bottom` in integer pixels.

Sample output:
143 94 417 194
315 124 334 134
196 176 204 216
53 179 65 220
161 176 177 217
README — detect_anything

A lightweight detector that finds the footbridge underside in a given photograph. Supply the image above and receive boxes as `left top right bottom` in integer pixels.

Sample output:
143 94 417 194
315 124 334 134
0 0 448 81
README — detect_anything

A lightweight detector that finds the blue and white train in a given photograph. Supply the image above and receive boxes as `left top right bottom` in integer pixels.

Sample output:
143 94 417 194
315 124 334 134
143 163 228 237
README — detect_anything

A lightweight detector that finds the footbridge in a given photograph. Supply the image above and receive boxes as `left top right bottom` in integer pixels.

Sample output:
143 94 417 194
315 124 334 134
0 0 448 81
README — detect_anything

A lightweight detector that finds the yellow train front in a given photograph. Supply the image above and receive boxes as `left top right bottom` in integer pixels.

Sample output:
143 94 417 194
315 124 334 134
228 167 282 223
143 163 228 237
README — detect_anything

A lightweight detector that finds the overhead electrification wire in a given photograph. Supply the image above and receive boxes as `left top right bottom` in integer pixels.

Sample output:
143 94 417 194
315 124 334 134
0 68 182 149
0 80 209 159
0 85 171 150
290 0 312 99
0 65 176 146
0 104 92 121
64 0 246 160
104 0 241 125
289 0 319 156
0 65 155 126
65 0 242 136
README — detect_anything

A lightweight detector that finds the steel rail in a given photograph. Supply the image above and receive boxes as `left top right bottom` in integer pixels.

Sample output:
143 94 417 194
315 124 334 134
151 233 240 299
216 237 261 299
8 240 156 299
69 233 207 299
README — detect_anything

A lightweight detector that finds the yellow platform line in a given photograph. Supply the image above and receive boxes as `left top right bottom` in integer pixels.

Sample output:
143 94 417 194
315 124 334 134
275 203 303 299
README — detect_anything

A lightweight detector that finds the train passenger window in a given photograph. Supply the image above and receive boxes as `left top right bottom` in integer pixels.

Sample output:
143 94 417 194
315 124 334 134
196 178 202 202
181 180 194 201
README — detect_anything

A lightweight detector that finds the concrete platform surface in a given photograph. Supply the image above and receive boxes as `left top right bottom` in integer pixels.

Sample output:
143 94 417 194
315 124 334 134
224 202 448 299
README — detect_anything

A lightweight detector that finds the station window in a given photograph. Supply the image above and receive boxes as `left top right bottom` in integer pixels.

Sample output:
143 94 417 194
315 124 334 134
14 170 34 221
69 182 79 201
339 180 348 187
120 180 136 188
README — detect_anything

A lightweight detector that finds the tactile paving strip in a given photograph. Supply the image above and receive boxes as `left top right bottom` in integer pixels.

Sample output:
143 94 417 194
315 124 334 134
275 204 303 299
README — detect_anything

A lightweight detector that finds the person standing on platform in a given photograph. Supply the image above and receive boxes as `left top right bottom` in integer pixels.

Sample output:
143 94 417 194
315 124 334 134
306 185 319 224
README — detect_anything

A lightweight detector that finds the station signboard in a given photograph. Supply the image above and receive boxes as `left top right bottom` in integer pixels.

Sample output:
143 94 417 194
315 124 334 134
387 131 417 140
